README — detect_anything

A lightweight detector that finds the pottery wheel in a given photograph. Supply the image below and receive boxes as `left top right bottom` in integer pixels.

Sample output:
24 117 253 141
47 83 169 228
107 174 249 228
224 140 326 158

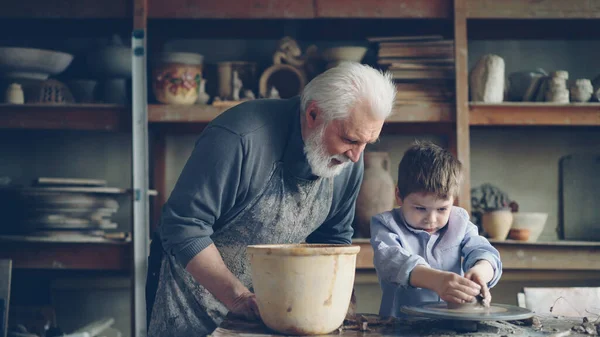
401 301 533 321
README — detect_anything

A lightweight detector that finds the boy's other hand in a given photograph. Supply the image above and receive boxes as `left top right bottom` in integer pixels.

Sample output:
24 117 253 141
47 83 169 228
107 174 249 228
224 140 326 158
434 271 481 304
464 260 495 304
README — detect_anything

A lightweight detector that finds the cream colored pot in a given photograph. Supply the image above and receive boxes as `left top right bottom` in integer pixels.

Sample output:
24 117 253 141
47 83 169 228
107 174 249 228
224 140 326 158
247 244 360 335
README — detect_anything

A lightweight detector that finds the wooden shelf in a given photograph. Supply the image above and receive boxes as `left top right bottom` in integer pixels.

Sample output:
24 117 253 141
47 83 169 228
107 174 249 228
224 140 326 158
0 0 131 18
0 240 132 271
147 0 450 19
0 104 131 131
352 238 600 271
466 0 600 19
148 103 454 125
314 0 451 19
469 102 600 126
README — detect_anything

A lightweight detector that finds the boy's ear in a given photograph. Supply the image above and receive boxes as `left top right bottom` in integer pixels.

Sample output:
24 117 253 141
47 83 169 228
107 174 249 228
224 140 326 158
395 186 403 207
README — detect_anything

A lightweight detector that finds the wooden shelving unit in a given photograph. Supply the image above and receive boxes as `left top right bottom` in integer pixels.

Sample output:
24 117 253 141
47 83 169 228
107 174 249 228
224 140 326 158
469 102 600 126
2 0 599 334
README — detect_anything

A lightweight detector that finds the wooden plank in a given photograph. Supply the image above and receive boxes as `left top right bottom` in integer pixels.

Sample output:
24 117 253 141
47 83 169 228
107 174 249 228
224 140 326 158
500 270 600 282
388 103 454 123
148 104 454 124
314 0 451 18
0 0 130 18
355 269 600 284
470 103 600 126
494 241 600 271
134 0 147 30
353 239 374 270
466 0 600 19
353 238 600 271
0 242 131 271
0 104 130 131
148 0 315 19
148 104 226 123
489 239 600 247
453 0 471 213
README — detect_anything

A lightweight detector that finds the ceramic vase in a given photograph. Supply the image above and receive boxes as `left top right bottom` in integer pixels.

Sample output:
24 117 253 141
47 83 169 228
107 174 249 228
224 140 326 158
354 152 396 238
482 209 513 240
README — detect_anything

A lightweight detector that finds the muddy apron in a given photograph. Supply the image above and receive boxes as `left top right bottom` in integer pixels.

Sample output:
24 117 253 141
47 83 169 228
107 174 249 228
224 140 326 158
147 162 334 337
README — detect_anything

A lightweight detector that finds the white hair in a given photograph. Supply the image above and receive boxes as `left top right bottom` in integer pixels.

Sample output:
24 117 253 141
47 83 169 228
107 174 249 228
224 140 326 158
300 62 396 122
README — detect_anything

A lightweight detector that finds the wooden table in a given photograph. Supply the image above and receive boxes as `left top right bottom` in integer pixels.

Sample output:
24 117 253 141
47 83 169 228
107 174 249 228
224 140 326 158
212 315 597 337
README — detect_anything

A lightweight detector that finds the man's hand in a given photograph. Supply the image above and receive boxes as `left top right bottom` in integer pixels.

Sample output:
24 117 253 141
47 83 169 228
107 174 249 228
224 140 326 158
229 291 261 321
464 260 494 305
186 244 261 321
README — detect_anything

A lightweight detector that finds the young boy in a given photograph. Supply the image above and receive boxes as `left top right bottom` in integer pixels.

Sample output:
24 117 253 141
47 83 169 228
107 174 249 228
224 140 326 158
370 141 502 317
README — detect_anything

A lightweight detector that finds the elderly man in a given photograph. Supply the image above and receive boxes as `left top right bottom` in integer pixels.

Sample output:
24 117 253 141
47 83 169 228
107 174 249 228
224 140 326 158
146 62 396 337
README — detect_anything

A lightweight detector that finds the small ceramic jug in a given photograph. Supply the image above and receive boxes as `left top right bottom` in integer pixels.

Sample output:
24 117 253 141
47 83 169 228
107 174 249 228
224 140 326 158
5 83 24 104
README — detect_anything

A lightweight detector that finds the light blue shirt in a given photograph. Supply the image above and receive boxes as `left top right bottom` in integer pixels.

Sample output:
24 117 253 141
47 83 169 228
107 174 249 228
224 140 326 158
370 206 502 318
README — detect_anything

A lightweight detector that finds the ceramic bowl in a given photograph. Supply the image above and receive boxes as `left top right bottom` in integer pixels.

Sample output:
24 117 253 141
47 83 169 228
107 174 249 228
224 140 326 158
247 244 360 335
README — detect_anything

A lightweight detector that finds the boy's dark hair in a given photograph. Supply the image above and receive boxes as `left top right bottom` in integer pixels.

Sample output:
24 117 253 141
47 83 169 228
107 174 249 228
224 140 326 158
396 140 463 200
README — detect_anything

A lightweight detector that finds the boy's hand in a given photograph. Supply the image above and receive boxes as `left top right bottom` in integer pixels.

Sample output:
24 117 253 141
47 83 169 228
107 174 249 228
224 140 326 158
433 271 481 304
464 260 495 304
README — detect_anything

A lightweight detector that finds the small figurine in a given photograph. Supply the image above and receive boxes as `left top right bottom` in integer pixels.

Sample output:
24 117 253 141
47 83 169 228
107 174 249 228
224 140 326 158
243 89 255 100
196 78 210 105
268 86 280 99
232 70 243 101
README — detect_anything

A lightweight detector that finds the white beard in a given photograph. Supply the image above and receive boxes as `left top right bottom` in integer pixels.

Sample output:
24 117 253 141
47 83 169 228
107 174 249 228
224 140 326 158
304 123 351 178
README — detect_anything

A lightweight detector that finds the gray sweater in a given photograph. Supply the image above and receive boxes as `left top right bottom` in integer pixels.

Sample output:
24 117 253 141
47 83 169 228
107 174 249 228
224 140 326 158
159 96 364 266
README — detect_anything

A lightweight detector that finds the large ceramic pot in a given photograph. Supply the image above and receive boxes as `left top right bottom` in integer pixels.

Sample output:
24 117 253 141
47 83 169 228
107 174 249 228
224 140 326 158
354 152 396 238
247 244 360 335
482 209 513 240
152 52 203 105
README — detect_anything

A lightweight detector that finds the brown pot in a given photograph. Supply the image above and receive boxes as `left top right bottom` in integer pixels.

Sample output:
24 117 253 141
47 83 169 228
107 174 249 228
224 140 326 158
354 152 396 238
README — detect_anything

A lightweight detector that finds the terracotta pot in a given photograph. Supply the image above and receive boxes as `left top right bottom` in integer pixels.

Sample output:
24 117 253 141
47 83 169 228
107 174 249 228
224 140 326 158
247 244 360 335
508 228 530 241
482 209 513 240
354 152 396 237
152 52 203 105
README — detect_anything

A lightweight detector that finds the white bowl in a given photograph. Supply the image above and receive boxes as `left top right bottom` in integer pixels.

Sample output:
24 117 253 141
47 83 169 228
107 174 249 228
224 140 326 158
511 212 548 242
0 47 74 80
247 244 359 335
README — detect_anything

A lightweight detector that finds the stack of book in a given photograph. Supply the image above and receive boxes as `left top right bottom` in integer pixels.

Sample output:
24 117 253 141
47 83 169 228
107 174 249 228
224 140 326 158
368 35 456 106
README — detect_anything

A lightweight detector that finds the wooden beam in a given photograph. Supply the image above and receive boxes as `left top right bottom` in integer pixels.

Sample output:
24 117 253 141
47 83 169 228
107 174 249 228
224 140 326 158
148 0 315 19
453 0 471 213
466 0 600 19
470 103 600 126
0 0 130 18
314 0 451 19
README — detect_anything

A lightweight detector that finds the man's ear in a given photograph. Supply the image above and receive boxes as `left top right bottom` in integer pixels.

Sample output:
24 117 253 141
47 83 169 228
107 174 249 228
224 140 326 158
395 186 403 207
305 101 320 129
